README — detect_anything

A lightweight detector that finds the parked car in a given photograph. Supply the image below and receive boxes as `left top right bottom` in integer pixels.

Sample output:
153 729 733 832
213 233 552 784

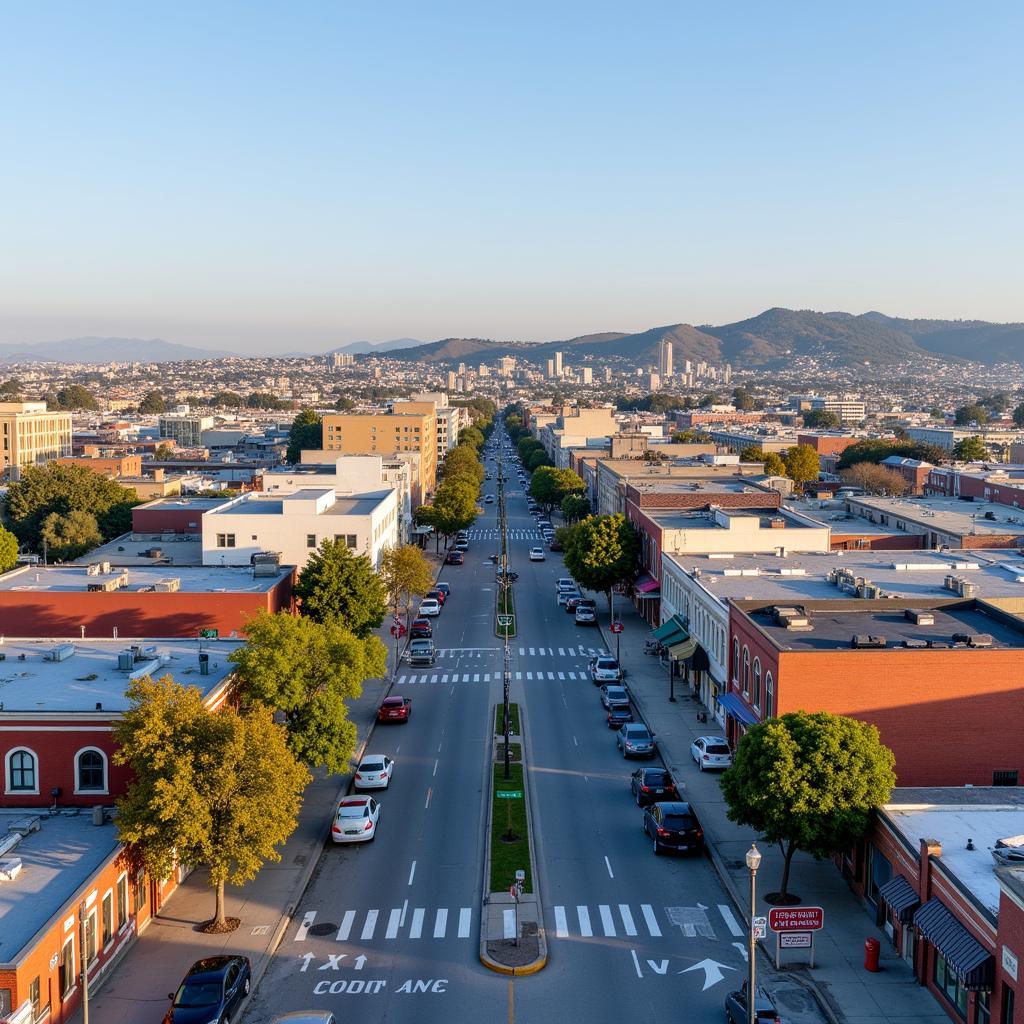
354 754 394 790
426 586 446 605
408 639 436 666
558 589 581 608
606 704 634 728
556 577 576 592
600 684 630 710
690 736 733 771
454 540 469 552
548 537 564 552
617 723 656 758
575 601 597 625
436 582 451 599
331 796 380 843
419 598 441 617
630 767 678 806
590 655 622 683
377 696 411 723
529 547 545 561
565 593 586 612
271 1013 337 1024
445 549 464 565
643 801 704 855
725 984 782 1024
165 955 251 1024
410 617 432 639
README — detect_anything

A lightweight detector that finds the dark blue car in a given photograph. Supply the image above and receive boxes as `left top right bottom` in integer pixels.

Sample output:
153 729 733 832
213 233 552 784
164 955 251 1024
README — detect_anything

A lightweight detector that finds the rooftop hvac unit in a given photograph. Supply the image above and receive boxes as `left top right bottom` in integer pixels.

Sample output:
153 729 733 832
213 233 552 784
0 857 23 881
153 577 181 593
952 633 993 647
902 639 928 649
960 582 978 598
926 640 950 649
852 635 886 649
45 644 75 662
117 649 135 671
905 609 935 625
86 562 101 576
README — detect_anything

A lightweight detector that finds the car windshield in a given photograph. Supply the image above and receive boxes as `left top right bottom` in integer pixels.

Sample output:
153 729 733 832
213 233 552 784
360 761 384 772
175 981 221 1007
626 728 650 739
706 744 731 755
663 814 696 829
339 804 367 818
596 659 617 670
646 770 670 785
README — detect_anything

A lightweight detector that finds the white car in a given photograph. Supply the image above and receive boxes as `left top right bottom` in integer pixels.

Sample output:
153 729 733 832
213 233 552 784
691 736 733 771
331 796 380 843
529 547 545 561
354 754 394 790
419 598 441 617
589 655 622 683
556 577 576 592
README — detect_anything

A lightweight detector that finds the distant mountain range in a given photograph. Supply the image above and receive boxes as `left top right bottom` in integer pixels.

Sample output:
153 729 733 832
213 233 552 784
3 310 1023 368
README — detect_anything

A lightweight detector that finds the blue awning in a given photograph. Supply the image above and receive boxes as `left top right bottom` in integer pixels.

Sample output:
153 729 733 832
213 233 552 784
717 692 759 728
914 899 994 991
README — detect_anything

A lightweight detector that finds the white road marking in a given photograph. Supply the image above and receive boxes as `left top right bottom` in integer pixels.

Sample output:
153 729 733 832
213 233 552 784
558 647 565 655
442 674 449 682
337 910 356 941
619 904 637 936
599 905 616 936
295 911 316 941
548 672 555 680
527 672 533 680
562 694 568 708
484 673 490 681
431 674 438 682
424 788 432 809
434 908 448 938
515 672 522 680
631 948 644 979
604 856 614 879
577 906 593 937
529 648 535 655
503 909 516 940
397 675 407 685
554 906 568 937
401 899 408 926
432 759 438 777
573 735 578 747
386 908 401 939
474 674 480 682
641 904 661 937
558 672 565 680
519 647 525 655
360 909 378 941
458 908 472 938
409 908 425 939
408 861 417 885
719 905 743 936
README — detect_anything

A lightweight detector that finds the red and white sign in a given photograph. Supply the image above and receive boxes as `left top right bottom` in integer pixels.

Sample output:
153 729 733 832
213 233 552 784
780 932 813 948
390 623 407 638
610 621 624 634
768 907 824 932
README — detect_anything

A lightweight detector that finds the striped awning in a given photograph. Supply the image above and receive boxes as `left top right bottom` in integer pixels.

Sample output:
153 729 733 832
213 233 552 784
878 875 920 924
668 637 698 660
651 615 687 646
634 574 660 594
913 899 994 991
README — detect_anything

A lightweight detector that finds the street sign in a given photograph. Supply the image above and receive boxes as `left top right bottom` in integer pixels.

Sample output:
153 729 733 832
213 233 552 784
495 790 522 799
610 621 624 634
780 932 813 948
390 623 406 638
752 915 767 939
497 614 513 626
768 906 825 932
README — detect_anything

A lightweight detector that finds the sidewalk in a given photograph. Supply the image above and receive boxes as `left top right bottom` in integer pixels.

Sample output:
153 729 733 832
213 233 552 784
603 599 948 1024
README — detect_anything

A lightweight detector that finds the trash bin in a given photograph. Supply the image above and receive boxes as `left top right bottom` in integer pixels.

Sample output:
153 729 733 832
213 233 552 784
864 936 881 972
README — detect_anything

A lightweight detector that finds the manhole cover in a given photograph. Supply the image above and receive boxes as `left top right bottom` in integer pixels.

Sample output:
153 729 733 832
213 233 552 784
310 923 337 937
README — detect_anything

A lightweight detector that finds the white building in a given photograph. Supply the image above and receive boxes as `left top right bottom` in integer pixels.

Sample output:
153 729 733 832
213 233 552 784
159 414 214 447
659 339 673 378
202 487 398 570
581 367 593 384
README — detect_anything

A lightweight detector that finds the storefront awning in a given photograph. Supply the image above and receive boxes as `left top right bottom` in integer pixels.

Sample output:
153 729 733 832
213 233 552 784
878 875 920 924
634 574 660 594
651 616 687 646
668 637 697 660
913 899 994 991
717 692 759 728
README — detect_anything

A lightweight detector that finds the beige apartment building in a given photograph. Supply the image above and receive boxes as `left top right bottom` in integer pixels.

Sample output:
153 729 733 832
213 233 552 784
0 401 73 478
321 405 437 504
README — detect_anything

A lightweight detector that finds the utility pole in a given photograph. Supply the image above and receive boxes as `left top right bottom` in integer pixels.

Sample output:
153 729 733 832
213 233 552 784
498 426 512 780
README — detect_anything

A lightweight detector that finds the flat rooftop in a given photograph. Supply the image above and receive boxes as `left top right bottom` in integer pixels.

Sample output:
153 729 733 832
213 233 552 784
0 810 122 964
849 495 1024 537
74 535 204 566
737 599 1024 653
136 496 230 512
787 499 911 536
0 637 243 712
647 508 819 532
0 563 289 594
207 489 390 518
883 788 1024 918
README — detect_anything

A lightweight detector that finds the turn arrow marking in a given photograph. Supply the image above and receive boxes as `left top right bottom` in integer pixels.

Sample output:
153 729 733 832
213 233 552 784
680 959 736 991
354 954 367 971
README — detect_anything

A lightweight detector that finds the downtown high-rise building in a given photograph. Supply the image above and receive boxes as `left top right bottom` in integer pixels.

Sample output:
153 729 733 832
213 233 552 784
553 351 563 376
658 339 673 378
581 367 593 384
546 358 555 378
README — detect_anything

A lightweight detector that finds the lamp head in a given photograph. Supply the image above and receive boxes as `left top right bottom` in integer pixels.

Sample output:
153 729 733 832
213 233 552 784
745 843 762 872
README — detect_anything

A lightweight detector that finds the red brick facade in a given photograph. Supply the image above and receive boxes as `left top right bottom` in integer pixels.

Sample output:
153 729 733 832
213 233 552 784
625 484 781 511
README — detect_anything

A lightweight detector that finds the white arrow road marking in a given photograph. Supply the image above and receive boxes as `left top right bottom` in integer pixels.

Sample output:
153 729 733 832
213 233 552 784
647 959 669 974
299 952 315 972
719 905 743 936
680 959 736 991
640 905 661 937
295 911 316 941
336 910 355 941
409 908 425 939
353 954 367 970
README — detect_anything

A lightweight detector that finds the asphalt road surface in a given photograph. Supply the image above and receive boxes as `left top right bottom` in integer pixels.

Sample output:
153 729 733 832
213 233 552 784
244 427 749 1024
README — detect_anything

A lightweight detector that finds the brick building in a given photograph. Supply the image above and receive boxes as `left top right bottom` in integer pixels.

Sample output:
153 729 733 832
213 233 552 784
131 496 232 537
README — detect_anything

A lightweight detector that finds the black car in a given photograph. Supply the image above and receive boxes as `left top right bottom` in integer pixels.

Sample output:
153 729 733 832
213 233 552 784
643 801 704 855
606 705 634 728
725 983 781 1024
165 955 251 1024
630 767 679 806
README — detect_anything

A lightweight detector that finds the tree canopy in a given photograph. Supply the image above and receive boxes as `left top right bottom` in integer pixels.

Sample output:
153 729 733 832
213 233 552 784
801 408 842 429
440 444 484 488
721 711 895 899
954 403 989 427
286 409 323 463
561 493 591 524
49 384 99 410
563 514 640 620
529 466 585 511
294 539 387 636
230 612 387 773
526 448 552 471
41 509 102 560
380 544 435 623
138 390 166 414
782 444 821 485
213 390 244 408
840 463 911 496
952 435 989 462
0 525 18 573
430 478 479 538
458 425 485 451
836 439 947 471
113 674 308 930
740 447 787 476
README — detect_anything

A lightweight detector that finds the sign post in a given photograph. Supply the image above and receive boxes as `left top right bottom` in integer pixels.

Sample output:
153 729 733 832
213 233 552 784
610 620 623 662
769 906 824 969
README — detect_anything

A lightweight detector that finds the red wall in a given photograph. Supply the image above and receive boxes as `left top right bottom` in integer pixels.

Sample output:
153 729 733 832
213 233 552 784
831 532 924 551
998 890 1024 1023
132 505 214 534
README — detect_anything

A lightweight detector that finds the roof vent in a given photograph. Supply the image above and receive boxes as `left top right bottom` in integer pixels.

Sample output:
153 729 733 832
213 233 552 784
952 633 993 648
905 609 935 625
902 639 928 649
0 857 23 882
852 635 886 649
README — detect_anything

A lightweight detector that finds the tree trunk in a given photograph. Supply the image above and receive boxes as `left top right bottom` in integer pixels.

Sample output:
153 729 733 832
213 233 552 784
213 877 227 929
778 840 796 898
607 590 613 627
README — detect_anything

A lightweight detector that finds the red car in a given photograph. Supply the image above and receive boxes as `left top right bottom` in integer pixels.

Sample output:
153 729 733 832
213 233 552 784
410 617 432 639
445 550 464 565
377 696 412 722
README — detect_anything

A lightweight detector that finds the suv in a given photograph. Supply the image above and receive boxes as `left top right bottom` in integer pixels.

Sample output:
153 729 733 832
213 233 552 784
408 639 436 666
643 801 704 855
589 655 622 683
575 601 597 625
725 985 781 1024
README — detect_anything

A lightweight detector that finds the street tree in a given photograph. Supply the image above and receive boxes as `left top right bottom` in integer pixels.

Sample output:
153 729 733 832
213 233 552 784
801 408 842 429
52 384 99 410
740 447 787 476
213 390 244 408
783 444 821 485
836 439 947 471
563 514 640 623
561 493 591 524
380 543 435 626
517 437 542 463
840 463 911 496
230 612 387 773
954 403 989 427
440 444 484 487
430 479 479 540
294 539 387 637
41 510 103 560
286 409 323 463
1013 404 1024 428
0 377 22 398
458 425 485 450
138 390 166 413
153 443 176 461
0 525 18 573
721 711 896 900
527 448 552 471
113 674 309 932
952 435 989 462
530 466 585 512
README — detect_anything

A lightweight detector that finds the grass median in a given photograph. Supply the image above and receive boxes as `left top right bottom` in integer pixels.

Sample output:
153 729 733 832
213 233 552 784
490 762 532 894
494 701 521 735
495 583 517 639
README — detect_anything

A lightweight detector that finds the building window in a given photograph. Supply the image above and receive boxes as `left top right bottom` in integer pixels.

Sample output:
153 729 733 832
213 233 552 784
59 936 75 998
935 950 969 1018
29 977 40 1019
216 533 235 548
117 873 128 928
752 658 762 710
976 991 990 1024
1002 989 1014 1024
102 890 113 947
135 868 147 910
84 908 98 964
306 533 317 548
75 748 108 793
6 747 38 792
742 647 750 696
765 672 774 718
346 534 357 548
993 770 1019 787
0 990 10 1017
732 638 739 681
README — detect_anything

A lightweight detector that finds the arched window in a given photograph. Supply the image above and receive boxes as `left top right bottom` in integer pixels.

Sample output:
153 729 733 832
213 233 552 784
742 647 750 695
753 658 762 709
765 672 774 718
75 748 108 794
6 748 38 793
732 637 740 681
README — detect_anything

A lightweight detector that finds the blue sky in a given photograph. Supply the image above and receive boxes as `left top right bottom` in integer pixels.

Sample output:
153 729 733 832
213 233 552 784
1 1 1021 354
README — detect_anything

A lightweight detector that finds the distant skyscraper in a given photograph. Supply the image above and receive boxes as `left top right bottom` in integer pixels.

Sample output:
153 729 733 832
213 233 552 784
499 356 515 376
684 360 693 375
546 358 555 378
723 364 733 384
581 367 593 384
605 367 613 382
554 351 563 376
648 372 661 392
478 363 490 377
446 370 457 390
457 362 466 375
659 339 673 378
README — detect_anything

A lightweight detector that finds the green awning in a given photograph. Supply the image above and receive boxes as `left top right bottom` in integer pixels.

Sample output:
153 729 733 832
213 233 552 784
668 637 697 661
652 615 687 646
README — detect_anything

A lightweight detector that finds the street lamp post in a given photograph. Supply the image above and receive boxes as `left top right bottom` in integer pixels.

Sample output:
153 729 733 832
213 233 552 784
668 651 676 702
746 843 762 1024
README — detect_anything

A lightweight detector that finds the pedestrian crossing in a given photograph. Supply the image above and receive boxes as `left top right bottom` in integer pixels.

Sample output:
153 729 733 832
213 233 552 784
465 528 542 540
295 902 740 943
431 646 607 659
397 668 597 685
399 645 609 685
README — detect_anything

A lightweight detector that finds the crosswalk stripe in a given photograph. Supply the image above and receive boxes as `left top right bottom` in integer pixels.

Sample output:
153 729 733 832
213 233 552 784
526 672 533 680
577 906 592 937
515 672 522 680
558 648 565 656
484 673 490 681
386 908 401 939
599 905 615 936
409 907 425 939
361 909 378 941
547 672 555 680
641 904 661 937
397 675 406 685
337 910 356 941
719 904 743 936
568 672 577 680
619 904 637 936
442 674 449 683
474 674 480 682
558 672 565 680
431 674 438 682
529 648 535 655
433 908 448 938
519 647 525 655
554 906 568 937
458 908 472 938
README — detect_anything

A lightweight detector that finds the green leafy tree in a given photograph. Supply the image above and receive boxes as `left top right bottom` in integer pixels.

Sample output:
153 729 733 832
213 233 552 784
286 409 323 463
952 435 989 462
732 387 758 412
837 438 945 471
230 612 387 773
801 408 842 429
673 429 710 444
113 674 309 931
247 391 291 410
561 493 591 524
782 444 821 485
0 525 18 573
1012 404 1024 428
458 426 485 451
294 539 387 637
721 711 896 900
213 390 244 408
380 544 435 627
153 443 176 461
440 444 484 488
138 390 166 414
527 448 552 471
517 436 542 463
41 509 103 560
954 403 989 427
529 466 585 512
762 451 788 476
430 479 478 541
335 395 355 411
563 513 640 623
0 378 22 398
53 384 99 410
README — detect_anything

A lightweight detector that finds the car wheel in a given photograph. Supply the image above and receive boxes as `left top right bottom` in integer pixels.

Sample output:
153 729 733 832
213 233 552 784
652 839 660 855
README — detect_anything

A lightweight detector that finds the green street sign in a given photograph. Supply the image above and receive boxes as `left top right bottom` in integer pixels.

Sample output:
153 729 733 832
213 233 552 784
497 614 513 626
496 790 523 799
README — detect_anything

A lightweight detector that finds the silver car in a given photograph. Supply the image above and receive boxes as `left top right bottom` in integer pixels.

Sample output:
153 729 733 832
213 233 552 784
617 723 657 758
600 684 630 710
691 736 733 771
